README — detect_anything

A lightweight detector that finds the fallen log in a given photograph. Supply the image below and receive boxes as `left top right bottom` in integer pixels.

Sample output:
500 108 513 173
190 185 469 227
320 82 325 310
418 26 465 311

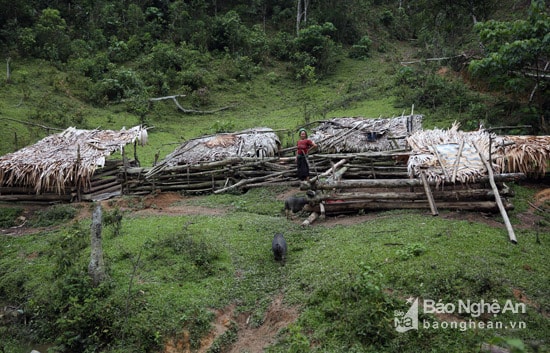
307 200 513 214
84 179 121 194
307 173 525 190
0 193 72 202
301 212 320 226
311 188 512 202
309 158 347 183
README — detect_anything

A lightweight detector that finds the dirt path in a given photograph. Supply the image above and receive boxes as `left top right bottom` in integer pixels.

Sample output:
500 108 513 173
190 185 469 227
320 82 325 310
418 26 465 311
163 294 299 353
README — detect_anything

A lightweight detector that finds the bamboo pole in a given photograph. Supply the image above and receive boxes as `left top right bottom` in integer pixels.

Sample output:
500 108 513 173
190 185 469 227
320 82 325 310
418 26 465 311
213 170 291 194
475 143 518 244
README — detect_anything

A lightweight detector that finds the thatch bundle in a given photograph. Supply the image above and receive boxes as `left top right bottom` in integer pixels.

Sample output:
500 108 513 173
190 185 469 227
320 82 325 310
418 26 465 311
406 123 496 184
309 115 423 153
147 128 280 176
494 136 550 178
0 125 147 194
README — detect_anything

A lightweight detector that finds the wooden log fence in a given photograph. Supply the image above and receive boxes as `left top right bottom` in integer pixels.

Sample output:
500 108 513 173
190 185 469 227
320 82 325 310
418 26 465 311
0 148 527 236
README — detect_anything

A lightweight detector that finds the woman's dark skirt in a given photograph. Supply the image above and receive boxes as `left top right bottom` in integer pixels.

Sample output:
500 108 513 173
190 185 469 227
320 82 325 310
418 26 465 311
296 155 309 180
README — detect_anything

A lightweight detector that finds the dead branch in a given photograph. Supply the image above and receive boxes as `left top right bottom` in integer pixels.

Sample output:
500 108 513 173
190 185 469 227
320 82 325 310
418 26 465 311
400 53 468 65
149 95 235 114
0 117 64 131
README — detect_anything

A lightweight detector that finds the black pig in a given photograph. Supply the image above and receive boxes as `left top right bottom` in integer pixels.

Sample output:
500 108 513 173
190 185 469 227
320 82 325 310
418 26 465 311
284 196 308 219
272 233 287 262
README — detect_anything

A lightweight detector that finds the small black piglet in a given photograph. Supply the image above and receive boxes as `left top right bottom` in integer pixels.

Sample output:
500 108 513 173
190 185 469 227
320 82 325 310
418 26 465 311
272 232 287 263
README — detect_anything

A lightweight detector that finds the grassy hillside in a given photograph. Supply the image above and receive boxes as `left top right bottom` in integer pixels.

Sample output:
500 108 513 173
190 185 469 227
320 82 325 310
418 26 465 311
0 47 455 166
0 183 549 353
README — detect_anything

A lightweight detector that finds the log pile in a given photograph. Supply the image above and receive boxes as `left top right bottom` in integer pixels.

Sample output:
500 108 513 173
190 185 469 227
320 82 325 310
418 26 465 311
123 157 299 195
120 150 415 195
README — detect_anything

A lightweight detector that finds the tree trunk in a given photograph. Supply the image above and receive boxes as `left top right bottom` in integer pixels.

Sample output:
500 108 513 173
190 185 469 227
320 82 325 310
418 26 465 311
296 0 309 35
6 57 11 83
88 204 107 286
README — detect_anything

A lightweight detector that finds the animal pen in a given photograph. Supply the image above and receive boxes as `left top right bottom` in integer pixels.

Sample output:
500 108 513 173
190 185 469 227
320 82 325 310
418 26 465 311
1 116 548 242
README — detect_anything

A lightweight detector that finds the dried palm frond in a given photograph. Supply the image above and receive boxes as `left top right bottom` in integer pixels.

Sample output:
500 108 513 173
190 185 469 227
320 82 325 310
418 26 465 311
494 136 550 178
147 127 281 176
407 123 499 184
310 115 423 153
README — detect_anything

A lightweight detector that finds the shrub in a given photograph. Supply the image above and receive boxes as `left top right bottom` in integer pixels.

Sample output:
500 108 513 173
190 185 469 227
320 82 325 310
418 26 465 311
349 35 373 60
291 23 340 78
30 204 77 227
90 68 145 103
0 207 24 228
304 263 400 349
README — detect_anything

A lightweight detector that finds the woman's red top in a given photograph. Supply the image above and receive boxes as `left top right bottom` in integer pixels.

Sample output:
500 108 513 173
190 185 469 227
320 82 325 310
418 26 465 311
297 139 314 155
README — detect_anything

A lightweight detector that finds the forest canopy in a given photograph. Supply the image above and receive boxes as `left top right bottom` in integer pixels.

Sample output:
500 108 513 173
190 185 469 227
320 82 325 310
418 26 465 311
0 0 548 132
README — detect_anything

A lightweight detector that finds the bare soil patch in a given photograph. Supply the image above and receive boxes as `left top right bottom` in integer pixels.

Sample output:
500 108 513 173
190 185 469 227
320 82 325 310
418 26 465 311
163 294 299 353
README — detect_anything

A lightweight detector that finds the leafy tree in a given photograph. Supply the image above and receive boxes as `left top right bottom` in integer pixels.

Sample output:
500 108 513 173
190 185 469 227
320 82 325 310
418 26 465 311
210 10 249 54
291 22 340 78
469 0 549 131
407 0 498 56
32 8 72 62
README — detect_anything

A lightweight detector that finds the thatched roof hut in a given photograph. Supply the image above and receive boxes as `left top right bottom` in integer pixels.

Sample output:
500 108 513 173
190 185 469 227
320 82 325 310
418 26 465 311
407 123 550 184
309 115 423 153
406 124 493 184
0 125 147 194
148 127 281 174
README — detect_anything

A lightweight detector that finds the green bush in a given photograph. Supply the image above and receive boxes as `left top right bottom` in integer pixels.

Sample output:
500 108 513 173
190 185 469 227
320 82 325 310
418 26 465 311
302 263 400 349
349 35 372 60
291 23 340 78
0 207 23 228
90 68 145 103
30 204 77 227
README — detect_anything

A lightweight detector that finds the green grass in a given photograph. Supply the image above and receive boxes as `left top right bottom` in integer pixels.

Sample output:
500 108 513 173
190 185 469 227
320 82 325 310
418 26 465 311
1 185 548 352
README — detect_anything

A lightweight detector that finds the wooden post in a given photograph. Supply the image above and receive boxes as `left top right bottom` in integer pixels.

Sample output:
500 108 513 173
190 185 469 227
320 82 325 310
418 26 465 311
475 143 517 244
451 140 465 183
420 170 438 216
88 204 107 286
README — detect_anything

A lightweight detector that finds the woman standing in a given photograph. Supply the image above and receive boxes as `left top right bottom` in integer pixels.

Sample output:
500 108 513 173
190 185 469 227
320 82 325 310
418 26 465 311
296 128 317 181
